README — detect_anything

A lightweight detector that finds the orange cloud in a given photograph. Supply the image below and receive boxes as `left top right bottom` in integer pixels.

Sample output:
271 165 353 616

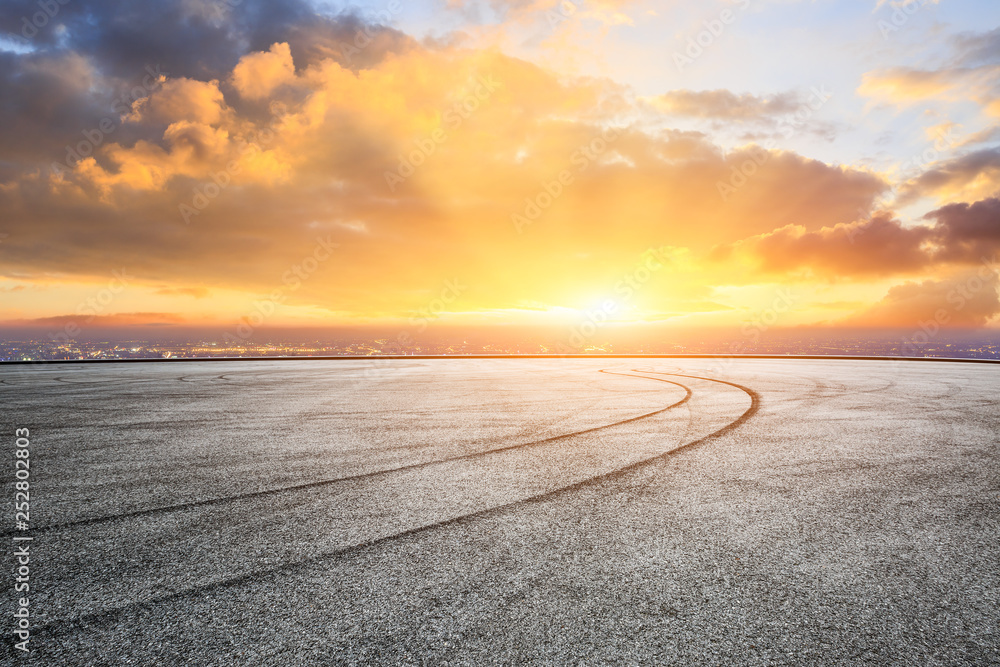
154 287 211 299
711 197 1000 284
231 42 297 100
897 148 1000 205
133 77 226 125
711 213 934 280
0 7 993 333
843 272 1000 329
859 64 1000 117
0 36 891 325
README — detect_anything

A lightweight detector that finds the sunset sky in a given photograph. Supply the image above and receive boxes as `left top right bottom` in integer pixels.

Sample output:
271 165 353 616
1 0 999 338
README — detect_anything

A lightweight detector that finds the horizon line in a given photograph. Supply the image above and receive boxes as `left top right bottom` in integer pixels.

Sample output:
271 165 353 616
3 354 1000 366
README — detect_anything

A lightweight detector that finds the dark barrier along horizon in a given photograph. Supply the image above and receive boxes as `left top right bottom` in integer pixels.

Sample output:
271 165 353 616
1 354 1000 366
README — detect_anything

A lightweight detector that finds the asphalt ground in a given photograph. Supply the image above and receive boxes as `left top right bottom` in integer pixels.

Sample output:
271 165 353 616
0 359 997 665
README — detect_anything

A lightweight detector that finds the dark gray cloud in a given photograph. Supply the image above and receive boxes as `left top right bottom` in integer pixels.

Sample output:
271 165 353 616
652 89 805 120
925 197 1000 263
710 212 935 278
651 88 841 142
0 0 413 173
4 0 311 78
898 147 1000 205
712 195 1000 280
952 26 1000 67
0 0 413 78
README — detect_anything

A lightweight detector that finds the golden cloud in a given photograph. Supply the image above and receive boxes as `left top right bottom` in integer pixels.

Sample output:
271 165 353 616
232 42 297 100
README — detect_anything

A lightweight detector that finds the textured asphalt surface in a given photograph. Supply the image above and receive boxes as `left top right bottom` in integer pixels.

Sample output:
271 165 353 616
1 358 998 665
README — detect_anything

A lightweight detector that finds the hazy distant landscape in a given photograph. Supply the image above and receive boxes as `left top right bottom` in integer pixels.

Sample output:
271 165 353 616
3 358 997 663
3 329 1000 362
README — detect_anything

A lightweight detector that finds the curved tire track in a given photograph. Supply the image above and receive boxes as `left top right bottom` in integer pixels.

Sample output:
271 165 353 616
6 371 691 537
35 370 758 637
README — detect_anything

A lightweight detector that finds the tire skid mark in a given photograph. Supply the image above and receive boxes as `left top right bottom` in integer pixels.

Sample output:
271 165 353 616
177 374 231 383
290 381 658 459
54 376 121 385
34 370 759 637
50 376 162 386
857 379 897 395
290 394 613 462
926 379 963 400
6 403 111 413
7 373 691 538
